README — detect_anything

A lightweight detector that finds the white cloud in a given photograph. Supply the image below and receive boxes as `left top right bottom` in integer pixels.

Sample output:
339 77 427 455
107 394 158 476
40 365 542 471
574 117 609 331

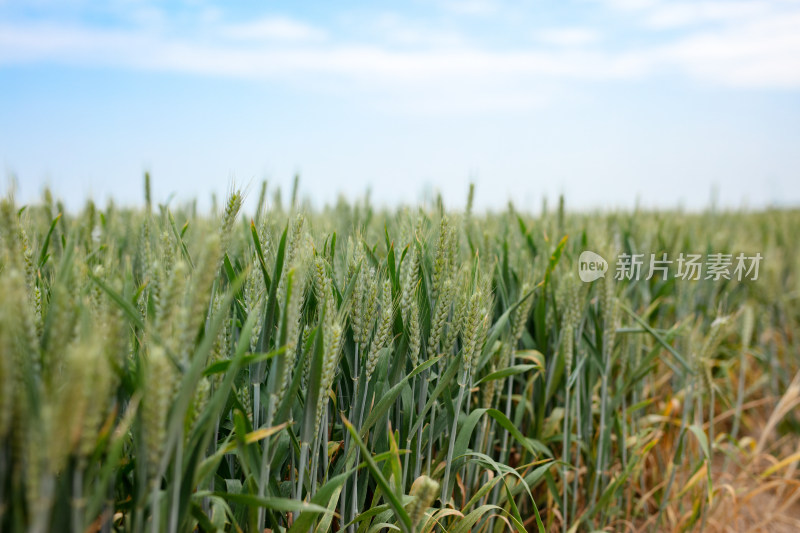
0 24 149 63
600 0 659 11
369 13 465 47
1 0 799 115
535 28 601 47
589 0 800 88
0 22 646 82
220 16 326 42
438 0 499 16
659 11 800 87
642 1 772 28
126 6 168 28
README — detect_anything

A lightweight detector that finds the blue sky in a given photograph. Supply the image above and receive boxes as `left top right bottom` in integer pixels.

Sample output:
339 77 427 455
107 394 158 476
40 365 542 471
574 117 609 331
1 0 799 213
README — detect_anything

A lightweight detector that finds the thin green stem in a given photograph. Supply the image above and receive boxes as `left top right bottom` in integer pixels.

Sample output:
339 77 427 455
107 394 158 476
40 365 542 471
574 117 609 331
413 369 430 480
168 428 183 533
72 464 85 533
257 396 276 531
441 367 467 505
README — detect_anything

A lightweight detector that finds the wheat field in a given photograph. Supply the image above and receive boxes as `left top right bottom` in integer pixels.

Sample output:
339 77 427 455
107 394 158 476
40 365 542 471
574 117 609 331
0 177 798 532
